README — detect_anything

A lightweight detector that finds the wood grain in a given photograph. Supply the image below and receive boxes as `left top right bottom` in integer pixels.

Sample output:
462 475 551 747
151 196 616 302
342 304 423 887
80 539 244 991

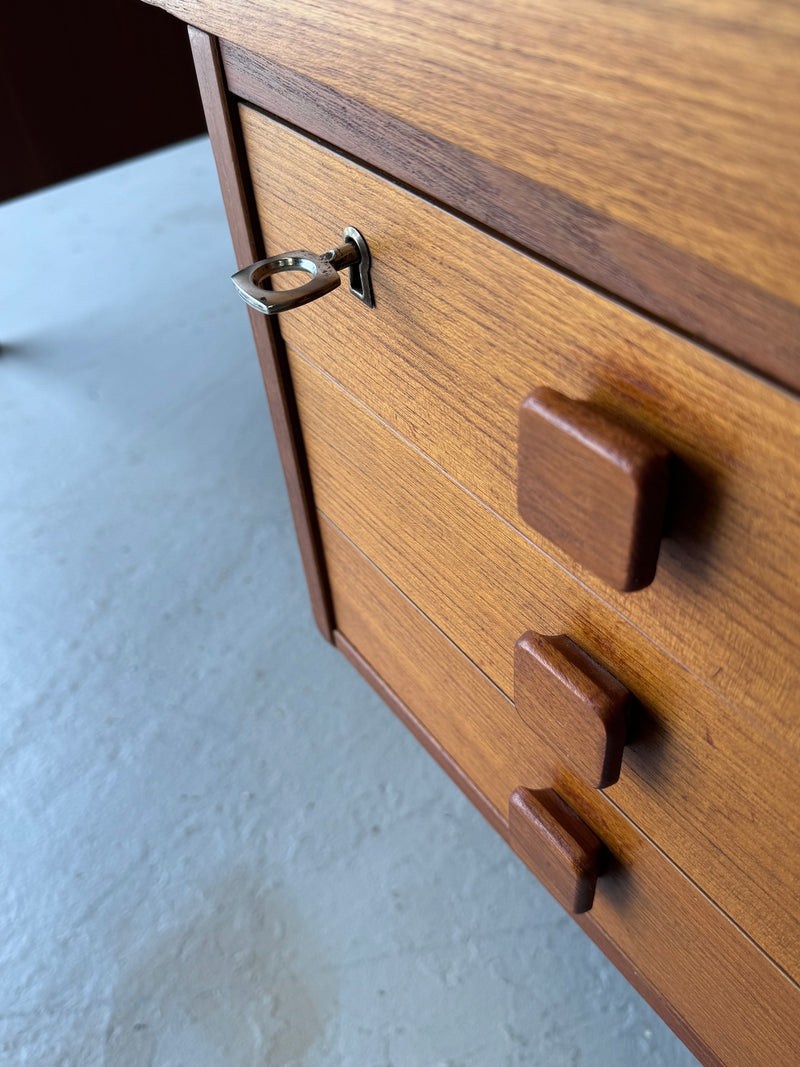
508 788 602 914
514 632 630 790
520 390 669 593
334 631 721 1067
188 30 334 640
143 0 800 389
291 350 800 979
240 111 800 735
321 516 800 1067
222 42 800 394
518 388 670 590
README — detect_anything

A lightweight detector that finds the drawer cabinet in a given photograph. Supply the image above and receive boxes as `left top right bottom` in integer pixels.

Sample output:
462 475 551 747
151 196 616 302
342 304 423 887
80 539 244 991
241 109 800 725
142 1 800 1062
288 333 800 979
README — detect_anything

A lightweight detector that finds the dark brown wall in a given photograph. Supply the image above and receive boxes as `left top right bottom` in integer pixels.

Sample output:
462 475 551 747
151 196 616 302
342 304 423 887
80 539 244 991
1 1 205 202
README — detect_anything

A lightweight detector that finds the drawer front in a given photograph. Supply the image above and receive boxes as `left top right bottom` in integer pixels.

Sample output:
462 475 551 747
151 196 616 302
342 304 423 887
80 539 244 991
290 350 800 980
321 515 800 1067
241 108 800 735
155 0 800 383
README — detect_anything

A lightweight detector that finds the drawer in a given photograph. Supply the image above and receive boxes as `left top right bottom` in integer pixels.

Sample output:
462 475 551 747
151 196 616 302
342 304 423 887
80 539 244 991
160 0 800 383
289 349 800 981
241 108 800 734
320 515 800 1067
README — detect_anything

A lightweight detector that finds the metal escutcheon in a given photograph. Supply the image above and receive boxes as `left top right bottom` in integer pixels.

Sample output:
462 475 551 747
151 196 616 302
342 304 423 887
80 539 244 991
231 226 374 315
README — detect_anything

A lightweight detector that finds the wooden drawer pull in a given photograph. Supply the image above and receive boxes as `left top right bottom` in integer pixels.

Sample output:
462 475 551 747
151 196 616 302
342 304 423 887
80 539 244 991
517 387 670 591
514 631 630 788
509 788 603 914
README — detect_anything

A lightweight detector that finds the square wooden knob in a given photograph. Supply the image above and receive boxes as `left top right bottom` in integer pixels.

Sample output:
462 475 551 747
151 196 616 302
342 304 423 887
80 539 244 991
514 632 630 788
509 788 603 914
517 388 670 591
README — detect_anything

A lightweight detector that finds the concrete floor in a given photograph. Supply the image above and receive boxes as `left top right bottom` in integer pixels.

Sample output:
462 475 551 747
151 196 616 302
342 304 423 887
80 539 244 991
0 138 699 1066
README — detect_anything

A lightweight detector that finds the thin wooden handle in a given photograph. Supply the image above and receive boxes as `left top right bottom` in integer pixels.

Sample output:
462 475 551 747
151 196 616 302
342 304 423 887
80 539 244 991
517 387 670 591
509 788 603 914
514 632 630 789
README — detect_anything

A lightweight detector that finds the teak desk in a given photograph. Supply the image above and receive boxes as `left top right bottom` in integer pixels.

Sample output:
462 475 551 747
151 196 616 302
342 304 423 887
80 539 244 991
142 3 800 1062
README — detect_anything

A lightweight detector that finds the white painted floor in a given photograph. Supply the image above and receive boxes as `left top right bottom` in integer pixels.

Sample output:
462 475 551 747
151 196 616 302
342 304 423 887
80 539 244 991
0 138 699 1066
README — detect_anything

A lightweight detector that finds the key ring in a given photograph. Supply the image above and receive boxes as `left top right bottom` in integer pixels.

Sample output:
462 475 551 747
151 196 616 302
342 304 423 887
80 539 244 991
231 226 374 314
